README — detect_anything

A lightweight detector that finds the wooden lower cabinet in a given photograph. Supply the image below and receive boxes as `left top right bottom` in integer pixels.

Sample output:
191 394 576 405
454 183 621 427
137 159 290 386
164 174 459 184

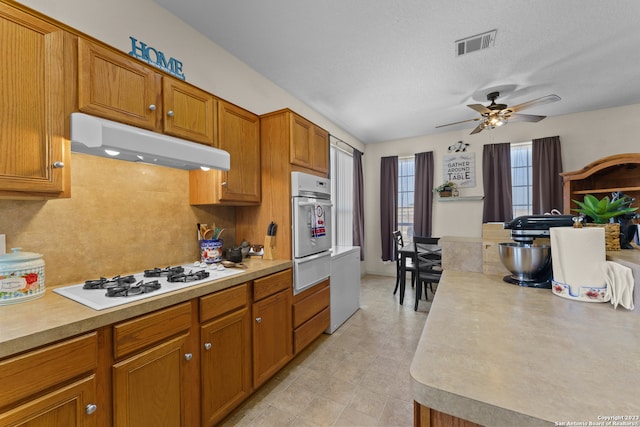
292 279 330 355
0 333 98 426
200 305 251 426
0 376 97 427
414 402 482 427
111 302 196 427
112 334 192 427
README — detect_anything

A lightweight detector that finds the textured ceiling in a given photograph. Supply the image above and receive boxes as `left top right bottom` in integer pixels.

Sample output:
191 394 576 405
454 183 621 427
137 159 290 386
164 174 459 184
154 0 640 143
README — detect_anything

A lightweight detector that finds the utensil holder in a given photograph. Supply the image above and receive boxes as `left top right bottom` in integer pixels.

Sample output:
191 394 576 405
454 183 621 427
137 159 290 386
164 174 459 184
263 235 275 260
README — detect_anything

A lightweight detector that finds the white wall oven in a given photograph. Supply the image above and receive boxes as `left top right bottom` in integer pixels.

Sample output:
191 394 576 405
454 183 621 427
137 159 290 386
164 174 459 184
291 172 332 295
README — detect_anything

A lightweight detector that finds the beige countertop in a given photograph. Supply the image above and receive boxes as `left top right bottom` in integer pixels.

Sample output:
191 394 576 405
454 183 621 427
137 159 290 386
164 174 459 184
410 269 640 426
0 258 292 359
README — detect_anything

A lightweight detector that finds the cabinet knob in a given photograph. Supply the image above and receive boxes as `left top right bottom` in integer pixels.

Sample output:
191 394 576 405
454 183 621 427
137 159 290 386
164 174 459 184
221 181 227 186
255 317 262 323
167 110 175 117
184 353 193 361
204 342 212 350
53 161 65 168
148 104 157 111
85 404 97 415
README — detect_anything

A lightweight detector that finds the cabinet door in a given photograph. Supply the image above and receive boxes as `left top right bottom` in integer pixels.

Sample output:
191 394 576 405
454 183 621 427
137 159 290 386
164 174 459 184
188 100 260 205
252 289 292 388
112 334 192 427
0 376 97 427
201 307 252 426
310 125 329 174
217 100 260 203
162 79 215 146
289 113 313 169
0 4 69 196
78 38 161 130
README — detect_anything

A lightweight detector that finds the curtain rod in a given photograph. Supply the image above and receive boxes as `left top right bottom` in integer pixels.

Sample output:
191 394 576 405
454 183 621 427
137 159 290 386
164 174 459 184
330 134 363 155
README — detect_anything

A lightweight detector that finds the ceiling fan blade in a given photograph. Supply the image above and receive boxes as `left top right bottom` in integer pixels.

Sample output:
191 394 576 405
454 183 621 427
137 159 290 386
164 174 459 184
435 117 481 128
508 113 546 123
509 94 561 112
467 104 491 114
470 122 486 134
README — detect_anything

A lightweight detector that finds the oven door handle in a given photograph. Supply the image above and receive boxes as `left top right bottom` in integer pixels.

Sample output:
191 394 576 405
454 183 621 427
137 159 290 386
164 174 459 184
298 201 333 208
295 251 331 263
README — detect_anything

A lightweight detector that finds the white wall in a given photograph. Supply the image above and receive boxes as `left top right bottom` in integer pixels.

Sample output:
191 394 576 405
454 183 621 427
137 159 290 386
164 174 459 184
364 103 640 276
16 0 365 152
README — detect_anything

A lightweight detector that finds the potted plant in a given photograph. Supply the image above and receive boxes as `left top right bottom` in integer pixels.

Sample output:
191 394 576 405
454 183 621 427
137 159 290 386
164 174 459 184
571 194 638 250
434 181 456 197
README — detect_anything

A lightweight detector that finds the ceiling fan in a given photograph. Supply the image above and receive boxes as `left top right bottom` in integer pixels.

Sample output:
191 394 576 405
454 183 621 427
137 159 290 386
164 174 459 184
436 91 561 135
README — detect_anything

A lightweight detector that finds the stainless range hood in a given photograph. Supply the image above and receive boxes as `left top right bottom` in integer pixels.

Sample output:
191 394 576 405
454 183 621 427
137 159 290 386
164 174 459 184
70 112 230 171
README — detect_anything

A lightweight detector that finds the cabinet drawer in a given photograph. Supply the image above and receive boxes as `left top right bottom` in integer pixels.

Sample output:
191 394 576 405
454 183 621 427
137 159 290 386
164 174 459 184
293 307 329 354
0 333 97 408
253 269 292 301
113 302 191 359
200 283 249 322
293 283 330 328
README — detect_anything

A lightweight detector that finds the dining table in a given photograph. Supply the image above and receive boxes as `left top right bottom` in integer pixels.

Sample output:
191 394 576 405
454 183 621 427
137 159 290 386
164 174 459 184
398 243 441 305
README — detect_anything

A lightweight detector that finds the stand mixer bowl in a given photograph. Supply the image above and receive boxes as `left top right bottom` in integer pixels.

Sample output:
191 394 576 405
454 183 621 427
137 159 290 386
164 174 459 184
499 243 551 282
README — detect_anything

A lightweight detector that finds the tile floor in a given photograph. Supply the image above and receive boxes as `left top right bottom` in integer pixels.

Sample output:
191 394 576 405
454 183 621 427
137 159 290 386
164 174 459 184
221 274 433 426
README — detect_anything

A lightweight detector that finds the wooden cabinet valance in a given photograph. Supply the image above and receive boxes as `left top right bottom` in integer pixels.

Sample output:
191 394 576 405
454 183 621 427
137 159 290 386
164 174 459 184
561 153 640 213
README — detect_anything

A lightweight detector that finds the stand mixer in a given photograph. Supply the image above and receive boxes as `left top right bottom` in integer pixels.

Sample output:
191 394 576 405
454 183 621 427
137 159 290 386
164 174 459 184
499 215 574 288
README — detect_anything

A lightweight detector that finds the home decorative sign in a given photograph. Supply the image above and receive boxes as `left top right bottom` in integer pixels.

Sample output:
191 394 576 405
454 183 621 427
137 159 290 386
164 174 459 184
128 36 186 80
443 152 475 188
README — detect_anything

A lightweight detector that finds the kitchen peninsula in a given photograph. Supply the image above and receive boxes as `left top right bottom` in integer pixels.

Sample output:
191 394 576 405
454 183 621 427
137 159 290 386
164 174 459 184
411 266 640 426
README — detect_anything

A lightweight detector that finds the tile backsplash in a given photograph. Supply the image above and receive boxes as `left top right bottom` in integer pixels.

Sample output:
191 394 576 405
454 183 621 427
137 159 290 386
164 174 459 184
0 153 235 287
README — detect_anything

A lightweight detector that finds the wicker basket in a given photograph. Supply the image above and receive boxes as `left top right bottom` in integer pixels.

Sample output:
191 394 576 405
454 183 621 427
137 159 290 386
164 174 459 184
439 191 452 197
585 222 621 251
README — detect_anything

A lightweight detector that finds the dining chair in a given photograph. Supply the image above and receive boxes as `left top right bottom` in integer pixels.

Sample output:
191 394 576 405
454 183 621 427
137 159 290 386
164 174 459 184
392 230 415 296
413 236 442 311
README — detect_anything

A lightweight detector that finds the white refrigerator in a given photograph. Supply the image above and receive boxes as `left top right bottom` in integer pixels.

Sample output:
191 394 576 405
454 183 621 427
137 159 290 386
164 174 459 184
327 246 361 333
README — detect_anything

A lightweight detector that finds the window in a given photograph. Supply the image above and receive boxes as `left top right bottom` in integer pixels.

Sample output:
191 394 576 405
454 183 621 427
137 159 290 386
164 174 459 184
398 157 415 242
330 144 353 247
511 142 532 217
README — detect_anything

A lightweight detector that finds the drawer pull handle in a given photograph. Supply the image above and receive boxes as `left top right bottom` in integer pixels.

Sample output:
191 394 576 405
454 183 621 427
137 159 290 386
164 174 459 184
86 404 97 415
53 161 65 168
204 342 212 350
184 353 193 361
255 317 262 323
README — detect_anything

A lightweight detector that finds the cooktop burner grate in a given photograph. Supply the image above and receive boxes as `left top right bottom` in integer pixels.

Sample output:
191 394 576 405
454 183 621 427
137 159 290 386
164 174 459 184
83 275 136 290
166 269 210 282
105 280 161 298
143 266 185 277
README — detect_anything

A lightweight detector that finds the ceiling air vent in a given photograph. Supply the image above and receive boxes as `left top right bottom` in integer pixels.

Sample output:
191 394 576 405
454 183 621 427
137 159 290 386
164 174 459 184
456 29 497 56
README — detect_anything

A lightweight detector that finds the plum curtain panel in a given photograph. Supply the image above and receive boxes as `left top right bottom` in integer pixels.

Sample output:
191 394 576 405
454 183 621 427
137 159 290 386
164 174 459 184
482 142 513 222
413 151 434 237
532 136 563 214
353 149 365 260
380 156 398 261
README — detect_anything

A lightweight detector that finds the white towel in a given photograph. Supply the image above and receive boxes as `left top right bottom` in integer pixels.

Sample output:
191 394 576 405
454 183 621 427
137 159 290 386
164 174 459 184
550 227 606 293
310 204 326 238
601 261 635 310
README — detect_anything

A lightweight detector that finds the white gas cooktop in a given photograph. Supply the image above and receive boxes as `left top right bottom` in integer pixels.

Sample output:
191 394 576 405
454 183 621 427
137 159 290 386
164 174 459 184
54 263 243 311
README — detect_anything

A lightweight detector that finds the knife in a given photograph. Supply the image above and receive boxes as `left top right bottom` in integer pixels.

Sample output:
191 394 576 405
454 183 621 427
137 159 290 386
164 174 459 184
267 222 277 236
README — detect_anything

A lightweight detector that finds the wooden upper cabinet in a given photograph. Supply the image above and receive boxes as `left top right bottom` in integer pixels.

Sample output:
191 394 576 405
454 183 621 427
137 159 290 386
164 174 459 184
78 38 161 131
311 125 329 175
0 3 72 198
189 99 260 205
289 112 329 174
290 114 313 169
162 78 215 146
